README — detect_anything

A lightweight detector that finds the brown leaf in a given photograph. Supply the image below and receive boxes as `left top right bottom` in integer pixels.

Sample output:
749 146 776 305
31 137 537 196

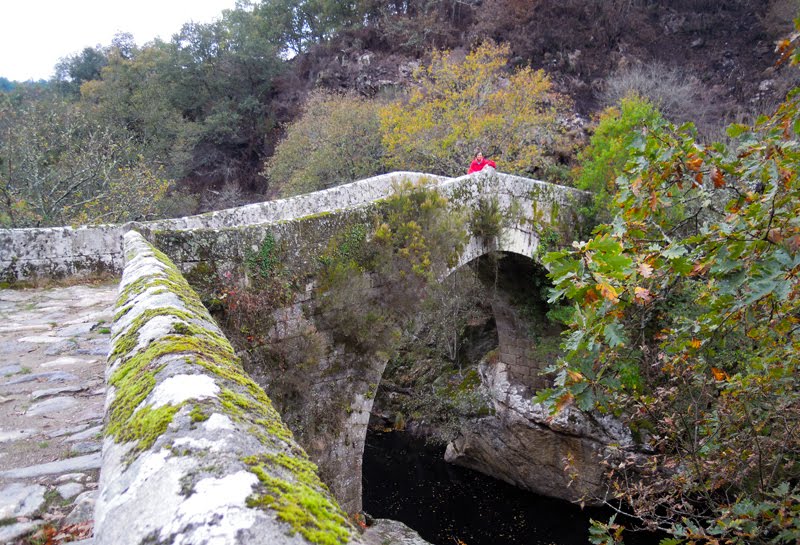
649 190 659 211
638 262 654 278
711 167 725 188
767 228 784 244
634 286 653 305
555 392 574 412
686 156 703 171
597 282 619 303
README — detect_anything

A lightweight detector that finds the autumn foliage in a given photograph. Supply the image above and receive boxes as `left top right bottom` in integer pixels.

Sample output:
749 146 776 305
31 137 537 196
380 41 573 177
542 50 800 544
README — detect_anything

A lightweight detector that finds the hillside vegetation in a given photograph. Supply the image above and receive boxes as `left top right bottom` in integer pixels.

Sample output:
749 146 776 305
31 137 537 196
1 0 797 225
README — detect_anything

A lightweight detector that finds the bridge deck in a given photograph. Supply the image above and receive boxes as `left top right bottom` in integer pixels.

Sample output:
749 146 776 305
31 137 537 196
0 282 117 542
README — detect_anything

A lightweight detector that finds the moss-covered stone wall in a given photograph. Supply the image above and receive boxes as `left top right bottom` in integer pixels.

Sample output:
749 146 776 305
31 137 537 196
95 230 359 545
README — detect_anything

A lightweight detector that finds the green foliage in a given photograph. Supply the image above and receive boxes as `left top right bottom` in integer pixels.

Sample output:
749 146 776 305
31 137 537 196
468 197 503 239
543 66 800 543
267 91 385 197
574 94 663 224
380 41 573 177
251 0 369 55
54 45 109 96
247 233 280 279
316 179 468 355
77 6 285 185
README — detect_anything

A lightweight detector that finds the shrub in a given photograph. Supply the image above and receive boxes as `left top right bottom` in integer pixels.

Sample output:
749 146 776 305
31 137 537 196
265 90 385 197
543 70 800 544
600 62 702 127
574 95 663 224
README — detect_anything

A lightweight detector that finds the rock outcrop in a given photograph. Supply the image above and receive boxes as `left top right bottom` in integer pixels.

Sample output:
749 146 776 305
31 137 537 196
445 357 632 504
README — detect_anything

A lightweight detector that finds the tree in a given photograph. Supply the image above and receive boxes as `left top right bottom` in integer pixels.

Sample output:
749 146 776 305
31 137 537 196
541 62 800 543
54 46 108 96
265 90 385 196
380 41 573 177
249 0 367 55
160 11 284 186
80 39 193 180
0 97 169 227
574 95 663 225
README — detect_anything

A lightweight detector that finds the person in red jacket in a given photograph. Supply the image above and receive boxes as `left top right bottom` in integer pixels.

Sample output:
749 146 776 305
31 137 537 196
467 150 496 174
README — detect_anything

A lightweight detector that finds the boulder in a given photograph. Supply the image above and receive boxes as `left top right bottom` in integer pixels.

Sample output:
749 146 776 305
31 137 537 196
445 359 632 504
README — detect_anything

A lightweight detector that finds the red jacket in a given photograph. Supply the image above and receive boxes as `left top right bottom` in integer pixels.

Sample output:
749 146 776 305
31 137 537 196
467 158 496 174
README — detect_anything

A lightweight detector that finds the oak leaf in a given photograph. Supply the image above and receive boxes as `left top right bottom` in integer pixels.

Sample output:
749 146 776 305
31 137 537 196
634 286 653 304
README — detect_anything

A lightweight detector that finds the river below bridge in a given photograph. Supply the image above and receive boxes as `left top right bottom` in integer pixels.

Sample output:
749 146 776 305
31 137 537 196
363 430 659 545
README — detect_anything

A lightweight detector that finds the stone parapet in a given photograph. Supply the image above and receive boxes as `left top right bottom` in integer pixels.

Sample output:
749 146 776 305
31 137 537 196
0 172 445 282
95 230 358 545
0 170 588 282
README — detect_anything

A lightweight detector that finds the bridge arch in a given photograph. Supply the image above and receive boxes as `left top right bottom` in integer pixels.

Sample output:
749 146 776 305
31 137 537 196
140 171 589 512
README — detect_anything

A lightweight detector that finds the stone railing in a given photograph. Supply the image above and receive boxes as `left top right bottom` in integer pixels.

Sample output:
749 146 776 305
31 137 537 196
0 172 446 282
95 230 359 545
0 170 587 283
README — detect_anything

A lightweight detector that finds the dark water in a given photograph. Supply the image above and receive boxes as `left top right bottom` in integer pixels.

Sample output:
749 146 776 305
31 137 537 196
362 431 658 545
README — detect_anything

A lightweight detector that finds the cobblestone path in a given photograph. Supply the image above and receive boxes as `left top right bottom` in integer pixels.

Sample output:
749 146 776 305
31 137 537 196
0 282 117 544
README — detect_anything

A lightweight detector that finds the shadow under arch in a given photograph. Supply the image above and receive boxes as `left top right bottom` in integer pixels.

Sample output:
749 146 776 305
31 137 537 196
447 250 563 393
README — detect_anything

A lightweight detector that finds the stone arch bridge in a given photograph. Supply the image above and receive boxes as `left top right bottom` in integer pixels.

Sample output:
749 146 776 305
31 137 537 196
0 170 629 545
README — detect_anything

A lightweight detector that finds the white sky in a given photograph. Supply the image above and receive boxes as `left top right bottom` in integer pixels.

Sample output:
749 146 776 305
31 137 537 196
1 0 238 82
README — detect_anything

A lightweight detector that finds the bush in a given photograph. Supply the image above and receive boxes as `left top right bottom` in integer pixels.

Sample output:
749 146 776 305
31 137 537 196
601 62 702 127
544 71 800 544
265 90 385 197
574 95 663 224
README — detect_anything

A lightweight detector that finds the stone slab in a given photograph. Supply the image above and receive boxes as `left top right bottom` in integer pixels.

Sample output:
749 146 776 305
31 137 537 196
0 452 102 479
41 356 93 368
57 482 84 500
26 396 78 416
4 371 79 385
0 482 46 518
18 335 67 344
0 429 36 443
31 385 87 400
0 364 23 376
65 425 103 443
48 423 91 439
0 521 41 543
70 441 102 455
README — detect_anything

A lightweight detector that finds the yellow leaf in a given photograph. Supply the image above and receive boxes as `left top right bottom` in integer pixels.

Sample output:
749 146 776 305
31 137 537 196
711 367 729 381
597 282 619 303
689 338 702 349
566 369 584 383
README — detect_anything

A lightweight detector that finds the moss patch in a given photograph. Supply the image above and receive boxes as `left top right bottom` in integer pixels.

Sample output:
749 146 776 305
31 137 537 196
244 453 351 545
189 405 210 423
